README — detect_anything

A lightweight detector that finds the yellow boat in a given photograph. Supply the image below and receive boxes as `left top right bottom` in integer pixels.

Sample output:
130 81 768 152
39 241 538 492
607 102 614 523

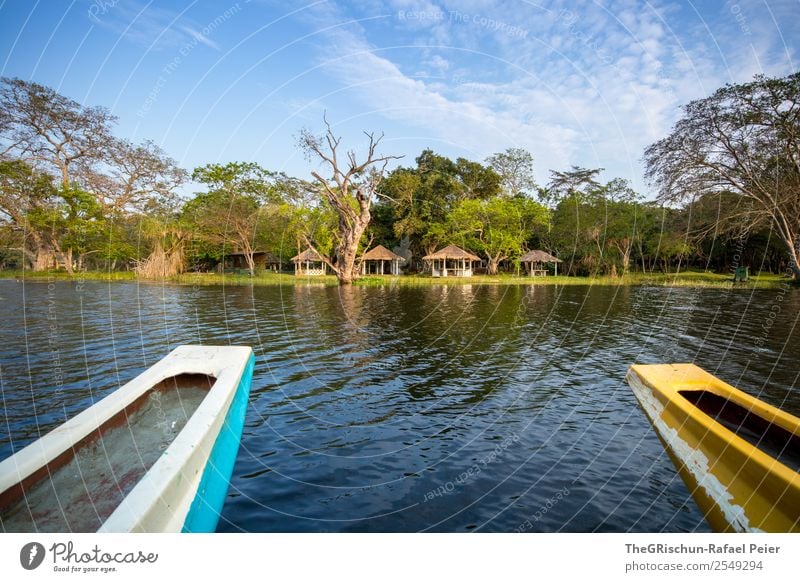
626 363 800 532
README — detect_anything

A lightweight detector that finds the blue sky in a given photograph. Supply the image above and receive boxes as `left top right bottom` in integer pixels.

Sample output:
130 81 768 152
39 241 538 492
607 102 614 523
1 0 797 196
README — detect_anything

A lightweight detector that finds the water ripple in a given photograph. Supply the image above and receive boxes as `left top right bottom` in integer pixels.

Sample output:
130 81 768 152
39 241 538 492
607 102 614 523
1 281 797 532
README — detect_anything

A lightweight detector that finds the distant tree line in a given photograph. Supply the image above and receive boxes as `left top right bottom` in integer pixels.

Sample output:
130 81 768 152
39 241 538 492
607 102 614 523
1 73 797 283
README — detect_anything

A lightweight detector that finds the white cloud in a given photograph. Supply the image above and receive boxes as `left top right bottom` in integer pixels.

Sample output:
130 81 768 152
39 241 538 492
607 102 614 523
180 26 221 51
89 1 223 52
424 54 450 72
296 0 798 194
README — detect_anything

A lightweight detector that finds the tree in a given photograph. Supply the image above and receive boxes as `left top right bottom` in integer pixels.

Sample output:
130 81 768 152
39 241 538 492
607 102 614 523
187 162 279 276
545 166 603 205
380 149 502 266
543 167 604 274
134 190 187 279
644 72 800 279
0 78 123 272
260 176 322 264
449 196 548 274
292 202 337 261
0 77 116 189
549 192 596 275
600 178 643 274
299 118 401 284
184 191 262 275
486 147 537 197
80 139 186 214
0 159 60 270
453 156 502 200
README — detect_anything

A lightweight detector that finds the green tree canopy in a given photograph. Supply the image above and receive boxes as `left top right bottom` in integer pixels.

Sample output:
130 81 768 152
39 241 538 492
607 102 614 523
645 71 800 279
448 195 549 274
380 149 502 264
486 147 537 197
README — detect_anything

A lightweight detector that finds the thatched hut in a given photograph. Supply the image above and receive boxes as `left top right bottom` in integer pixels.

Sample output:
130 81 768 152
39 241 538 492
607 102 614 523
423 244 480 277
224 251 281 272
520 250 561 276
360 244 405 275
291 248 326 276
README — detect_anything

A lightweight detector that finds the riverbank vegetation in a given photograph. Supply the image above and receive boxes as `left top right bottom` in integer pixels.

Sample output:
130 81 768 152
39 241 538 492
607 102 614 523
1 74 798 286
1 268 788 290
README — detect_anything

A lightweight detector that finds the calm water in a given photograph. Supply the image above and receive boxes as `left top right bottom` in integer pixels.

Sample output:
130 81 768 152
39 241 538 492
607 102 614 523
1 279 798 532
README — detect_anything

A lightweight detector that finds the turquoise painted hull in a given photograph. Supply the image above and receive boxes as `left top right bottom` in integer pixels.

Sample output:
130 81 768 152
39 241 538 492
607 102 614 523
182 352 255 532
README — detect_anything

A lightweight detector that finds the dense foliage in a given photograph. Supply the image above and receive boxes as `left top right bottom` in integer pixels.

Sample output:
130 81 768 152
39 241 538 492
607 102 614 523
1 74 796 278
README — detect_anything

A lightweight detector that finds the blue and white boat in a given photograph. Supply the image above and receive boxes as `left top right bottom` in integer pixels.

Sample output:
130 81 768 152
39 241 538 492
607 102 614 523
0 345 254 533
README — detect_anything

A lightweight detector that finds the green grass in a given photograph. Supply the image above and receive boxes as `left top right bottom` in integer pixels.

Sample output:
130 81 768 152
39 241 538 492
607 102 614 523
1 269 793 289
0 269 137 281
625 270 789 289
355 271 790 289
171 271 340 286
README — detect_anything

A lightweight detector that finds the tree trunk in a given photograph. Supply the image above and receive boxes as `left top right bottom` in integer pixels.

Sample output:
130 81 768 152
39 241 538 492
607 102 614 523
336 227 364 285
60 246 74 275
784 234 800 280
337 249 356 284
33 246 56 271
486 255 502 275
26 231 55 271
245 252 255 276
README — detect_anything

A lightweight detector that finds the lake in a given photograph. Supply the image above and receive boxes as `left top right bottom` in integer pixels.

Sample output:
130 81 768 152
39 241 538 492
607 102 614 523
1 279 798 532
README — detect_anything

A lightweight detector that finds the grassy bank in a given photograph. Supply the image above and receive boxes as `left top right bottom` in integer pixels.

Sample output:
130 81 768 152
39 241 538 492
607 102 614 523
354 271 789 288
0 270 137 281
1 269 793 289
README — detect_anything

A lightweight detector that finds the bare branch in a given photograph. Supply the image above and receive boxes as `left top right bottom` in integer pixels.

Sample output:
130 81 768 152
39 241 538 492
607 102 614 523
297 116 402 284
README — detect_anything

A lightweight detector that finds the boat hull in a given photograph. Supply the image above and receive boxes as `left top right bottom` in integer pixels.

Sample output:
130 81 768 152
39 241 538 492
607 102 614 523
626 364 800 532
181 352 254 533
0 345 254 533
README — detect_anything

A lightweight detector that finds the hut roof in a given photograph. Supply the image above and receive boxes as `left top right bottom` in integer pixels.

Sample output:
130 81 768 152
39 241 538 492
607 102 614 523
291 248 324 262
227 250 280 263
519 250 561 263
362 244 405 261
423 244 480 261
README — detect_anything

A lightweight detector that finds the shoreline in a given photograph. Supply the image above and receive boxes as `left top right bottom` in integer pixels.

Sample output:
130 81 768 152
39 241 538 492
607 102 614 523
0 270 793 289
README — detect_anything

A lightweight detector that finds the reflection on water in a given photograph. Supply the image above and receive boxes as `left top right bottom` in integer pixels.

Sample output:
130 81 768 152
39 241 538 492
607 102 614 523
0 280 798 532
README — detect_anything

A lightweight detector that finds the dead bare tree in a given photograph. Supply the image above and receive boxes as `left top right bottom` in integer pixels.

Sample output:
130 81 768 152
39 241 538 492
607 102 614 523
299 117 401 284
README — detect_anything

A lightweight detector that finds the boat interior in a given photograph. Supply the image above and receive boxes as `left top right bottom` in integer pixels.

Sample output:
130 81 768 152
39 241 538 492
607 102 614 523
0 373 215 532
679 389 800 473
